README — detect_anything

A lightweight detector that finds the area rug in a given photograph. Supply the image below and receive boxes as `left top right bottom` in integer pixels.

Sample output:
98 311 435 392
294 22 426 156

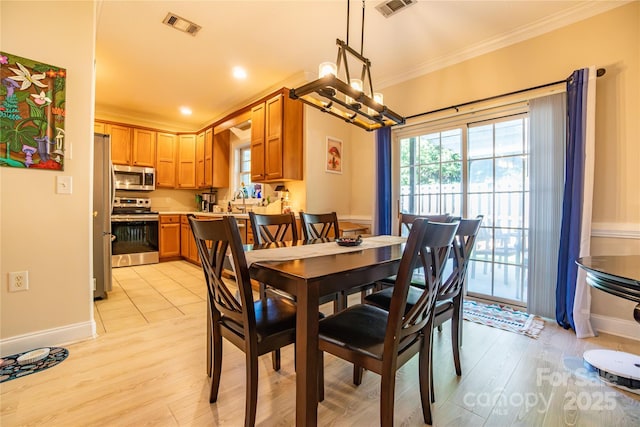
463 300 544 339
0 347 68 383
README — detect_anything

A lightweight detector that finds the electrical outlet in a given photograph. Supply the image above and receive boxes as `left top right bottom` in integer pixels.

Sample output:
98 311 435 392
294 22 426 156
9 271 29 292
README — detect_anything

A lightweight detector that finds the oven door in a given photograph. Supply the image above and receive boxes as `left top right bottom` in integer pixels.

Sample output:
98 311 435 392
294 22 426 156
111 214 159 267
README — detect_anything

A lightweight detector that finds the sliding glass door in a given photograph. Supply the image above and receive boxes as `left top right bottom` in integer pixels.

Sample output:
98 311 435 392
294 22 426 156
395 114 529 306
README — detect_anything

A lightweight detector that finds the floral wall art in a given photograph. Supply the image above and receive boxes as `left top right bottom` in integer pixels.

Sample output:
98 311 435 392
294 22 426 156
326 136 342 174
0 52 66 170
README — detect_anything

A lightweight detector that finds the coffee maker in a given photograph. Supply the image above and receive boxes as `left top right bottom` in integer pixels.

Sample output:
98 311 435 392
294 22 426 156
201 191 217 212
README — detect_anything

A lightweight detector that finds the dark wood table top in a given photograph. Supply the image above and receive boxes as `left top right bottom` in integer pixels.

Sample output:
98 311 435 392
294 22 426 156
248 239 405 297
577 255 640 303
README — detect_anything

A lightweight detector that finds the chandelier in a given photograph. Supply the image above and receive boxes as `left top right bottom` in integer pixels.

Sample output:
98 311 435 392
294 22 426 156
289 0 405 132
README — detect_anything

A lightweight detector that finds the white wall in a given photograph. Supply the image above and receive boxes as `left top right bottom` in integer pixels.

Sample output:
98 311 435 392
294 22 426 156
1 1 97 355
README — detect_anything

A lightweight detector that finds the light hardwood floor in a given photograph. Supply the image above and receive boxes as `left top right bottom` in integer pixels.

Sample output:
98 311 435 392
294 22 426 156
2 260 640 426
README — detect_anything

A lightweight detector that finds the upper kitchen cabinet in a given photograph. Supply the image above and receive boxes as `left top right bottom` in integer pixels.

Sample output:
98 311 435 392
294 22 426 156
101 122 156 167
156 132 177 188
106 123 132 165
197 127 226 188
250 89 303 182
178 134 197 189
132 128 156 167
212 128 230 188
196 130 206 188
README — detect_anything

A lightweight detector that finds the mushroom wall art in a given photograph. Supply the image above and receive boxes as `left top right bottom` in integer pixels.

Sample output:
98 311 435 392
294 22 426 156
326 137 342 174
0 52 66 170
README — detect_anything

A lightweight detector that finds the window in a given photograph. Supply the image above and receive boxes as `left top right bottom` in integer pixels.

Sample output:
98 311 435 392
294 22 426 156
237 145 251 190
395 112 529 306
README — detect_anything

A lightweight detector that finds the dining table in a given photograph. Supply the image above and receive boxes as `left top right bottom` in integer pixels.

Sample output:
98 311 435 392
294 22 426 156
245 235 407 426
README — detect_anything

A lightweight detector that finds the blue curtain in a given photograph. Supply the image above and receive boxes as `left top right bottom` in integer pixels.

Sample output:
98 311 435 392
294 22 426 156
375 127 392 235
556 68 589 330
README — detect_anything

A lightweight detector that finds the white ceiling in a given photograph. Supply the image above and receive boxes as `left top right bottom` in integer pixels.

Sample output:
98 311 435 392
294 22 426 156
94 0 622 131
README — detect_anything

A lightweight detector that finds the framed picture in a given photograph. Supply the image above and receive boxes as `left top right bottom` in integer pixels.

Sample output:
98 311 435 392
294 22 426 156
0 52 67 170
325 136 343 174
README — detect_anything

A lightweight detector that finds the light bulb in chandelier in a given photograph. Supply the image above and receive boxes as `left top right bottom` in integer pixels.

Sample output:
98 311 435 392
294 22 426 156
346 78 363 106
318 62 337 78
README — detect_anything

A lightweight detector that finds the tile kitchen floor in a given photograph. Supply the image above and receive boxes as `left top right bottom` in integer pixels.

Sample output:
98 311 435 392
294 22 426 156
94 261 207 334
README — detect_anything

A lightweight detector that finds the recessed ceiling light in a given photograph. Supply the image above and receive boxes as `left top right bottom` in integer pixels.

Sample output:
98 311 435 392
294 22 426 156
180 106 192 116
233 66 247 80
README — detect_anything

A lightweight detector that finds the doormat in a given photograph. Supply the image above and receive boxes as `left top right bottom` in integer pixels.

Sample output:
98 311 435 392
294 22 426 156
463 300 544 339
0 347 68 383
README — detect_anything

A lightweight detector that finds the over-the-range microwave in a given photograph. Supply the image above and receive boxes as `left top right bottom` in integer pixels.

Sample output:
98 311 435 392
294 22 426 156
113 165 155 191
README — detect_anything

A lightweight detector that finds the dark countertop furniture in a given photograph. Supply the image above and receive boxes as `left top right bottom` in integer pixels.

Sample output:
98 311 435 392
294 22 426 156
577 255 640 322
248 241 405 426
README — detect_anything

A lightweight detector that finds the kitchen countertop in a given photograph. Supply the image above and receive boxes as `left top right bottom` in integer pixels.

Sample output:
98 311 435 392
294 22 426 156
157 211 251 219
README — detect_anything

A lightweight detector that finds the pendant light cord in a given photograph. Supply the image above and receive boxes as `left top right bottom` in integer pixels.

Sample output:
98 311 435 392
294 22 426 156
360 0 365 56
346 0 350 46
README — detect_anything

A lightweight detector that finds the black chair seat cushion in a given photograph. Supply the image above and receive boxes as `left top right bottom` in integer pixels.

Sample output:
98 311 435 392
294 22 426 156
319 304 390 360
222 297 297 342
365 286 453 317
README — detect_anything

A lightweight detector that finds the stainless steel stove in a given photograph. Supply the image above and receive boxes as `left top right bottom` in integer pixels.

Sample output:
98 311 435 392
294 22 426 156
111 197 159 267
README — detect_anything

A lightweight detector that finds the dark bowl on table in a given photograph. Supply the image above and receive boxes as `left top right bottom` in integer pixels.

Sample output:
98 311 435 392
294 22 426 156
335 236 363 247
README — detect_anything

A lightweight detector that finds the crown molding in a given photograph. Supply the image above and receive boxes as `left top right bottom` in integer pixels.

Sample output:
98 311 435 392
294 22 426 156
378 1 631 89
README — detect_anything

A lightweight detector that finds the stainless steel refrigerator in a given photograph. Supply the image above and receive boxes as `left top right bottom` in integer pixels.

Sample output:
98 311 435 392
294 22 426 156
93 133 114 299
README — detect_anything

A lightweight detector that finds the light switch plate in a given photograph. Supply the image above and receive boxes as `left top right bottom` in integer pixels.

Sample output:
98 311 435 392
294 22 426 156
56 176 72 194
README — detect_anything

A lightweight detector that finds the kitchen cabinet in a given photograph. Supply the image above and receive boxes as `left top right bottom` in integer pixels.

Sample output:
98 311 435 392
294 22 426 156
180 215 199 264
132 128 156 167
106 123 132 165
250 90 303 182
177 134 197 189
196 130 206 188
250 102 266 182
198 127 228 189
244 219 254 244
101 122 156 167
156 132 177 188
159 215 181 259
212 129 229 188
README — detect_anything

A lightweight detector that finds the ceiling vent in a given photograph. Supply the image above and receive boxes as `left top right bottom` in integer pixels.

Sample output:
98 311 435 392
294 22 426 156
375 0 416 18
162 12 201 36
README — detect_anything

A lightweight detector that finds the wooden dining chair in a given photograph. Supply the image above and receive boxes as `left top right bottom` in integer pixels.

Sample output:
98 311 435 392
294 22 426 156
189 215 323 426
318 219 458 426
248 211 298 301
365 215 483 402
300 210 375 310
299 211 340 240
375 213 454 291
398 213 453 237
432 216 483 378
248 211 298 244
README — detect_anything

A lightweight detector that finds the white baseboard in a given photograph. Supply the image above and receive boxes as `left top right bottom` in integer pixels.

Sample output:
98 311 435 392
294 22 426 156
0 321 96 357
590 314 640 341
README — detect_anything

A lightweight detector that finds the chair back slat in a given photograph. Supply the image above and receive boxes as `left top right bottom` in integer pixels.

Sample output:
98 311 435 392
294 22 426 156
249 212 298 244
398 213 453 236
438 215 483 300
300 211 340 240
189 215 256 330
385 220 458 351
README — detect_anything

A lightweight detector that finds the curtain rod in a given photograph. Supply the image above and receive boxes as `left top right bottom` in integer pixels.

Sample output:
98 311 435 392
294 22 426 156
405 67 606 121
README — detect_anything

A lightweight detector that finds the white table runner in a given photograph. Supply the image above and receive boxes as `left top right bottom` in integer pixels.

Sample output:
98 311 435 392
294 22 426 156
244 235 406 267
